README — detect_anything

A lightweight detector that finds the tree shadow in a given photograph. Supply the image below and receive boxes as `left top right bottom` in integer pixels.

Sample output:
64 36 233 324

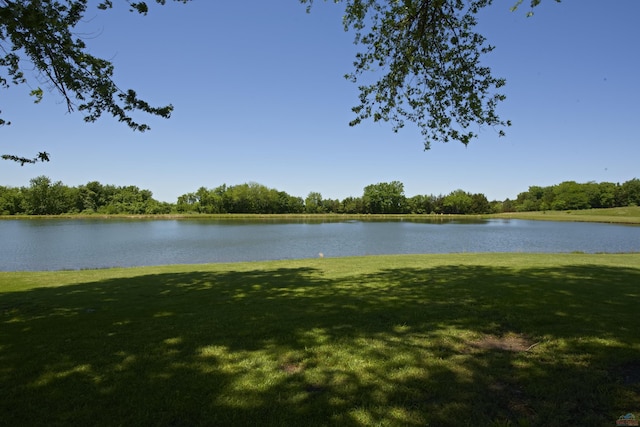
1 263 639 425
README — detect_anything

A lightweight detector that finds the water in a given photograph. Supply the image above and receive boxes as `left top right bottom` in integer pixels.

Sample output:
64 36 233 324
1 218 639 271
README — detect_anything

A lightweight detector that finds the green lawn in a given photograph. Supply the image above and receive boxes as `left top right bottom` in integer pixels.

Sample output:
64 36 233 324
492 206 640 224
2 253 639 426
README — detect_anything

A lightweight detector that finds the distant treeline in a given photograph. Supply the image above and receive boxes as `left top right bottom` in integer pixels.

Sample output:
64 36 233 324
511 179 640 212
0 177 173 215
1 176 639 216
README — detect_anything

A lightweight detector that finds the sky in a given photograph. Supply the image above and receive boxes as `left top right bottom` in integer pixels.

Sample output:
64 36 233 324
1 0 639 203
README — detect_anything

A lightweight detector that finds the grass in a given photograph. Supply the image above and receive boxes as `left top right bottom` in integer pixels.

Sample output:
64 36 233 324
492 206 640 224
4 206 640 225
2 253 640 426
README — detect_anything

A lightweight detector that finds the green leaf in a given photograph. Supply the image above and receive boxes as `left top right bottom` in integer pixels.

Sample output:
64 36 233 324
30 87 44 104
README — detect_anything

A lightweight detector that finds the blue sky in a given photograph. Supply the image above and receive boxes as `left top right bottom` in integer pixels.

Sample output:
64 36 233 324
1 0 638 203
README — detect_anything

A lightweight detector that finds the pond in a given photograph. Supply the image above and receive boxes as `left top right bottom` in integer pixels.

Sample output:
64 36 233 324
1 218 639 271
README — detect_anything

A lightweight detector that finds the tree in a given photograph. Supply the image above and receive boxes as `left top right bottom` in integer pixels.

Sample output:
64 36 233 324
551 181 589 211
441 189 473 214
1 0 189 163
2 0 557 164
23 175 72 214
595 182 617 209
469 192 490 214
407 194 436 214
619 178 640 207
515 185 545 212
195 186 224 214
276 191 304 214
76 180 115 212
176 192 198 213
1 151 50 165
0 184 24 214
340 196 364 214
499 198 515 213
362 181 406 214
305 191 325 213
302 0 558 148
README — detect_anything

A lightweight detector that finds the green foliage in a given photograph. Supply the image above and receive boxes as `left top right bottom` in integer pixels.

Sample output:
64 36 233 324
0 184 23 214
441 189 473 214
514 179 640 213
440 189 490 214
1 0 563 163
3 176 639 216
304 191 325 213
175 181 495 215
406 193 437 214
619 178 640 207
511 0 562 17
339 196 364 214
177 183 305 215
25 175 72 214
550 181 589 210
1 151 50 165
0 176 169 215
303 0 513 148
0 0 190 137
362 180 406 213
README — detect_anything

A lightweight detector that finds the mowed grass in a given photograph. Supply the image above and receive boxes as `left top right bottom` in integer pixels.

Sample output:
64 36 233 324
2 253 640 426
493 206 640 224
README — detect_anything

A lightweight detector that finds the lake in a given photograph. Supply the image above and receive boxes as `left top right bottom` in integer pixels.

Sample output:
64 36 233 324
1 218 639 271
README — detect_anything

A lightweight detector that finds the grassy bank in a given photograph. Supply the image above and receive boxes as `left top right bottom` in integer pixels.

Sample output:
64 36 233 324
492 206 640 224
3 206 640 224
2 253 639 426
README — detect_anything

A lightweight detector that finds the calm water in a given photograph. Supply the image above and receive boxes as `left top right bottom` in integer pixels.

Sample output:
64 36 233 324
1 218 639 271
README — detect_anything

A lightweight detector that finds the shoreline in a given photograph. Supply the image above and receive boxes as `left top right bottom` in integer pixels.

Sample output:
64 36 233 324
1 206 639 225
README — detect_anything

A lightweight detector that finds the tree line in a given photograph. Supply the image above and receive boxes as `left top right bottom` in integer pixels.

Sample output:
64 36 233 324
0 176 173 215
1 176 639 216
165 181 494 215
511 179 640 212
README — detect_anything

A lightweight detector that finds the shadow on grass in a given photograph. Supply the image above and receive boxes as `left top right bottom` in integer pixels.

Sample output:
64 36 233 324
1 263 639 426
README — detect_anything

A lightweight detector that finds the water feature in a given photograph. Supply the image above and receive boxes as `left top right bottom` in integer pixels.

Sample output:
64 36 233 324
1 218 639 271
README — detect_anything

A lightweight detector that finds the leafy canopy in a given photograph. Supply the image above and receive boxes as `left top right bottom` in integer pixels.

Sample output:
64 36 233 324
0 1 190 132
2 0 556 165
304 0 507 149
1 0 189 163
303 0 557 149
